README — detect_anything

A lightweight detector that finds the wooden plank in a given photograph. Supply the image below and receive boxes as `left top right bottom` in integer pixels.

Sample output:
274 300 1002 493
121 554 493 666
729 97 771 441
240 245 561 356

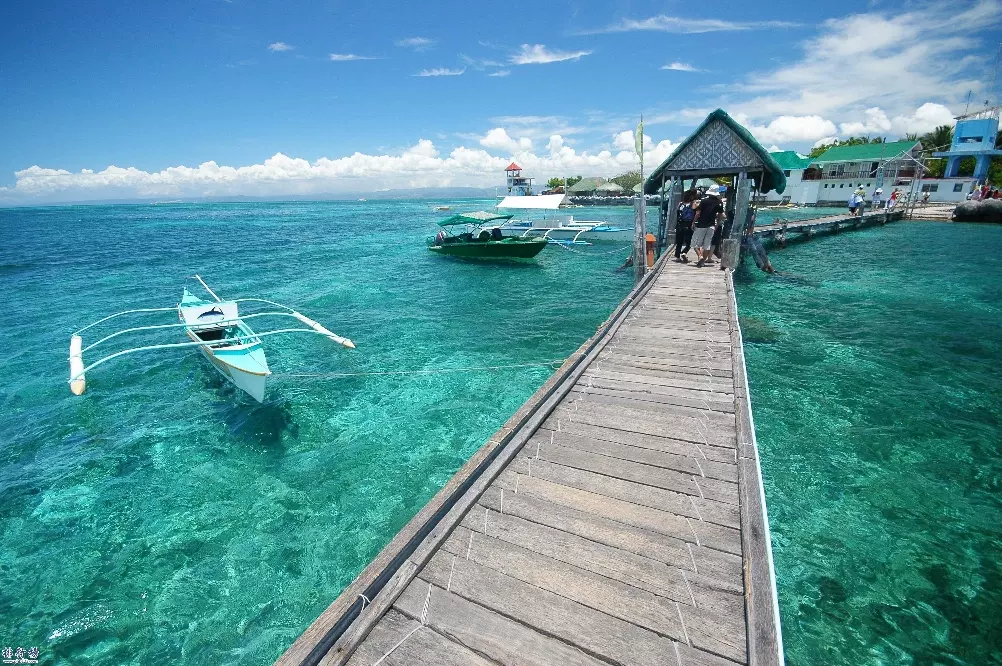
476 484 695 569
393 579 609 666
342 609 494 666
501 453 739 529
418 550 683 666
538 419 737 465
440 526 690 640
494 456 741 556
530 428 737 483
581 369 735 397
459 506 693 600
570 384 734 415
548 404 737 450
569 390 736 427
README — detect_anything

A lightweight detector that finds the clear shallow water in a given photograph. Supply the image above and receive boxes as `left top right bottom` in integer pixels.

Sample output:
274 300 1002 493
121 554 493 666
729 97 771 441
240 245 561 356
735 221 1002 665
0 200 639 664
5 203 996 666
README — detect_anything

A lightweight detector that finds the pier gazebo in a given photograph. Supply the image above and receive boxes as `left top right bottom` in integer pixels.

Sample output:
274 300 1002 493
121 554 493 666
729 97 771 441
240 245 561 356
643 109 787 267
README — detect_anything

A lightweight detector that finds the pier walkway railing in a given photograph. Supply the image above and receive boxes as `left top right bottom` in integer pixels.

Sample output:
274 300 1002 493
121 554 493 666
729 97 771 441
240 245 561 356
276 252 784 666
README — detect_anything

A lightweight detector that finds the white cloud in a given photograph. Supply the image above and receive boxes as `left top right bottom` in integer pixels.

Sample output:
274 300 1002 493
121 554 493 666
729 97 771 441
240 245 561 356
4 131 682 203
813 136 839 149
661 62 699 72
268 42 294 52
414 67 465 77
732 0 999 120
329 53 378 61
480 128 533 153
740 114 838 144
582 15 797 34
510 44 592 65
488 70 510 77
768 145 782 152
839 102 956 137
395 37 435 50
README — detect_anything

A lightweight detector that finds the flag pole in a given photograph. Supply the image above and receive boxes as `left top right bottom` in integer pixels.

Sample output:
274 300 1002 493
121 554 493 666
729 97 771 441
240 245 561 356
634 115 646 281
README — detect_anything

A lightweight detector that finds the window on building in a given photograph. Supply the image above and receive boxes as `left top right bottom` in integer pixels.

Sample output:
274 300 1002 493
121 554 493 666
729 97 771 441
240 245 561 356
954 183 964 192
840 184 844 188
866 183 871 187
783 170 791 177
824 184 828 188
921 184 939 193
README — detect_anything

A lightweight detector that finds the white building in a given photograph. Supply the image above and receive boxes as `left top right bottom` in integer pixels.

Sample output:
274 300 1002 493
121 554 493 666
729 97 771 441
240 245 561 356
761 142 977 205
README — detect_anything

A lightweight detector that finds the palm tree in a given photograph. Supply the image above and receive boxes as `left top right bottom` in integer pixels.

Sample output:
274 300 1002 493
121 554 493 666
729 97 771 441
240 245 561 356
919 125 954 152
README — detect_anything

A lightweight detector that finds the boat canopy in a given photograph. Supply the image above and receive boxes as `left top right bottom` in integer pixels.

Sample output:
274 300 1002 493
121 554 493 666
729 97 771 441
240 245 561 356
438 211 514 227
496 194 568 210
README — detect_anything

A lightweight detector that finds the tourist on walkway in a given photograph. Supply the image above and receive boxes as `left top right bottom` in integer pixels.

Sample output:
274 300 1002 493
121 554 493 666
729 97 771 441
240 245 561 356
872 188 883 208
692 189 723 268
675 189 697 262
886 189 901 211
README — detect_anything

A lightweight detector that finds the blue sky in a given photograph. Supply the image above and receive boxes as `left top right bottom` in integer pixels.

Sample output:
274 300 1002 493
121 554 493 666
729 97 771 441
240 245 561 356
1 0 999 203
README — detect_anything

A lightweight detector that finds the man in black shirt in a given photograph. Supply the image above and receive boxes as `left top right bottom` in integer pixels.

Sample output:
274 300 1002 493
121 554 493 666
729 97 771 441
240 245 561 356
691 191 723 267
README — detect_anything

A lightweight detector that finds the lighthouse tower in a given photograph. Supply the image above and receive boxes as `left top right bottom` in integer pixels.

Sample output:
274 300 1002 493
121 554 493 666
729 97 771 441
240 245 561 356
505 163 533 196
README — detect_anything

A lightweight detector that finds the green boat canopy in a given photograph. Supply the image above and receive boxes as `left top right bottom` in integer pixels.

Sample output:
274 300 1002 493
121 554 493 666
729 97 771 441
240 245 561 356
438 211 514 227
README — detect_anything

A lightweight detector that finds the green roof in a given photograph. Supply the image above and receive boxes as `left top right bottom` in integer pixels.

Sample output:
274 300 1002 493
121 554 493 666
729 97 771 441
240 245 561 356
769 150 812 171
567 177 606 193
644 109 787 194
812 140 919 163
438 211 513 227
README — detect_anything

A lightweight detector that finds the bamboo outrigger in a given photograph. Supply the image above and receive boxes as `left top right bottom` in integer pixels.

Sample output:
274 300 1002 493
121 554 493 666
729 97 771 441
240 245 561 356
68 275 355 402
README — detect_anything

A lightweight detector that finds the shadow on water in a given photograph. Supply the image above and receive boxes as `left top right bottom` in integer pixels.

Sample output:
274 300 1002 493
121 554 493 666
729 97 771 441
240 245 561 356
738 316 783 344
197 374 297 452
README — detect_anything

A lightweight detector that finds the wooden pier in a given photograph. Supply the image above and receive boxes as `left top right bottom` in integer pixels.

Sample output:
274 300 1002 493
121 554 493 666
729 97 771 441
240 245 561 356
753 209 905 246
276 254 783 666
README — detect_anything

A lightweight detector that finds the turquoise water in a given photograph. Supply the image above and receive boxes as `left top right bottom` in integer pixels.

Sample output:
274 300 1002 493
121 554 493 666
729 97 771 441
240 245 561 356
736 221 1002 665
3 203 998 665
0 200 639 664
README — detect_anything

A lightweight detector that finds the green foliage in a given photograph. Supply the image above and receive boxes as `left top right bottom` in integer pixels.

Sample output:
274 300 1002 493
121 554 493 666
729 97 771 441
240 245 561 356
956 156 977 177
546 177 565 189
566 176 583 187
919 125 954 152
807 136 884 159
609 170 641 191
925 158 946 178
989 158 1002 187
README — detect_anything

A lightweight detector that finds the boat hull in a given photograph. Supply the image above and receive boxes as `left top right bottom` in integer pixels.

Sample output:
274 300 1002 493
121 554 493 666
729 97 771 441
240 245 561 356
429 238 547 259
198 345 269 402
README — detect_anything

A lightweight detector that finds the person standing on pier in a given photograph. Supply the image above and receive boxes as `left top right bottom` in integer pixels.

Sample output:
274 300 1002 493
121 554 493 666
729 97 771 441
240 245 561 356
675 188 697 262
692 189 723 268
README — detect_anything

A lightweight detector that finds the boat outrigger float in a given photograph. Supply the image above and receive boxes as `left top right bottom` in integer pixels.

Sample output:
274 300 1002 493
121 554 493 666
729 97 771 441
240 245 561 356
68 275 355 402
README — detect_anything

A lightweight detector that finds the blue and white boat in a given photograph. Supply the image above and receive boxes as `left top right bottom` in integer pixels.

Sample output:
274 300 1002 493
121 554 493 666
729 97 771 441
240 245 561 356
68 275 355 403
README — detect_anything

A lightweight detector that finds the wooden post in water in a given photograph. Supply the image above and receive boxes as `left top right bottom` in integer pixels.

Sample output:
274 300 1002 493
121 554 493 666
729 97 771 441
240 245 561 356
721 171 750 269
634 197 646 281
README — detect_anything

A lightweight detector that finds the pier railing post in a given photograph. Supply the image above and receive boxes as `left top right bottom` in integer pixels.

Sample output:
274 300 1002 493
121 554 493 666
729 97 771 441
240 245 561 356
722 172 750 269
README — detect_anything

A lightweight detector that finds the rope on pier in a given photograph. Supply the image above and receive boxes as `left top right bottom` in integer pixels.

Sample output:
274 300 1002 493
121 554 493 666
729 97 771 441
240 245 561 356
272 360 565 380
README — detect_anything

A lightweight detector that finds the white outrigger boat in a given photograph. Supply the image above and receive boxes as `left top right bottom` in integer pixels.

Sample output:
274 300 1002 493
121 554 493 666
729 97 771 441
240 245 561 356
494 194 633 244
68 275 355 403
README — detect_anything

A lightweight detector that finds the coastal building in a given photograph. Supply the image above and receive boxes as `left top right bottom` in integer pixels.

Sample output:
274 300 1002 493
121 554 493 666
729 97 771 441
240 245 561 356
566 177 606 195
761 141 978 205
932 106 1002 184
504 162 533 196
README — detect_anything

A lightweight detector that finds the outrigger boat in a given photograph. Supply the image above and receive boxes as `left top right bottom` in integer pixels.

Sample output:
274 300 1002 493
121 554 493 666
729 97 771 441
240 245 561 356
428 211 547 259
494 195 633 244
68 275 355 403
